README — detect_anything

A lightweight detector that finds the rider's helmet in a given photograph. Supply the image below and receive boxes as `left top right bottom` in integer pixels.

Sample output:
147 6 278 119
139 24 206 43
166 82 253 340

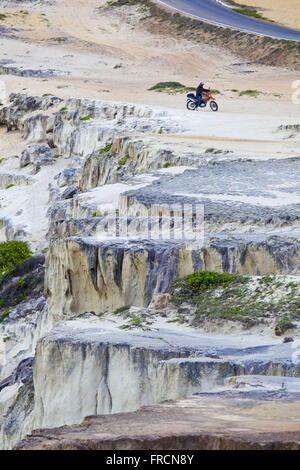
199 82 204 86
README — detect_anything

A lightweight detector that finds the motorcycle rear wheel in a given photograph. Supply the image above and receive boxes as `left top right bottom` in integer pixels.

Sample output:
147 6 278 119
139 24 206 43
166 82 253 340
210 101 218 112
187 100 197 110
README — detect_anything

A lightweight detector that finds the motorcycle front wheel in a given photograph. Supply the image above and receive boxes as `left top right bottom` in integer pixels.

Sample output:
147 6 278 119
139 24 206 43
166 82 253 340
210 101 218 112
186 100 197 110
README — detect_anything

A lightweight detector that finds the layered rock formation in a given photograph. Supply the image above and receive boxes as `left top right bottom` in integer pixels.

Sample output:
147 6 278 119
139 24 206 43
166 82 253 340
0 93 299 450
45 236 300 323
28 318 299 432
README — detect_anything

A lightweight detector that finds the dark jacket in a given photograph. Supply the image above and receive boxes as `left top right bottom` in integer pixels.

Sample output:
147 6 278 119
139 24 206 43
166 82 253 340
196 84 209 97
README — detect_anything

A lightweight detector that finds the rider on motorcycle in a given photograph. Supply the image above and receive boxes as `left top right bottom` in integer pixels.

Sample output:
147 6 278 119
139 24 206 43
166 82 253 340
196 82 210 107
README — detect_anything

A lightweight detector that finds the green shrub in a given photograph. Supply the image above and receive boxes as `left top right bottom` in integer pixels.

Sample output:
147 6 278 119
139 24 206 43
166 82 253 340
99 143 113 153
113 305 130 314
118 156 128 166
149 81 185 91
15 293 26 304
148 82 195 94
0 241 32 277
170 270 246 305
92 210 103 217
79 115 91 121
163 162 176 168
185 271 238 291
275 319 296 336
17 278 27 288
0 308 11 322
239 89 261 97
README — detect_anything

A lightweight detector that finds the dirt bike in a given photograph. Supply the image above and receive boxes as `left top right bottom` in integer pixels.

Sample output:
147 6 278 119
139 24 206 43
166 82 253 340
186 91 218 112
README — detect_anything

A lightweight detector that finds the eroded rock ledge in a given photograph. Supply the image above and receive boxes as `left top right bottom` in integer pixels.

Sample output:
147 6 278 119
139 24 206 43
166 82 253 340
45 236 300 322
12 317 297 439
15 392 300 450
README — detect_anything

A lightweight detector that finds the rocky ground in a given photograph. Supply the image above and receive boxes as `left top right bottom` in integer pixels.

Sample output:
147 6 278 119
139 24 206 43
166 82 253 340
0 0 299 452
14 391 300 450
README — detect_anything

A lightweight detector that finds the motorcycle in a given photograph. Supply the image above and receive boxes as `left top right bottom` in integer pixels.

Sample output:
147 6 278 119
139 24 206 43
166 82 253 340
186 91 218 112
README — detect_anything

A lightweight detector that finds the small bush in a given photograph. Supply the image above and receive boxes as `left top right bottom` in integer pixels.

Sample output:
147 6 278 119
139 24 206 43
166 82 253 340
100 143 113 153
149 81 185 91
170 270 246 305
113 305 130 314
275 319 296 336
118 156 128 166
6 184 15 189
17 278 27 288
0 308 11 322
79 115 91 121
148 82 194 94
239 89 261 98
0 241 32 277
92 210 103 217
15 293 26 304
185 271 238 291
163 162 176 168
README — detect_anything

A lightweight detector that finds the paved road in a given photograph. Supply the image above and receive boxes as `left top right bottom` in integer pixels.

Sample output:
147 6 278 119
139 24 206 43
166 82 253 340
156 0 300 41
